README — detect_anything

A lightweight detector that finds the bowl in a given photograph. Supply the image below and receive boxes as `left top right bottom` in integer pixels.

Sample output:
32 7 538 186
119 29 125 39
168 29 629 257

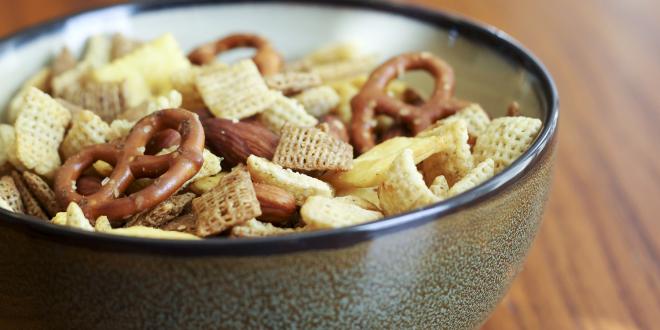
0 1 558 329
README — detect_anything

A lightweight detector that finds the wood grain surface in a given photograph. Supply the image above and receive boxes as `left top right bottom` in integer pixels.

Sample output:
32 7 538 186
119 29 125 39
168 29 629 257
1 1 658 329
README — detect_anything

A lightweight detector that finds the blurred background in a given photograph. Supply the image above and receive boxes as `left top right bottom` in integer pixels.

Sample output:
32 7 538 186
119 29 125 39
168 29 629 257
1 1 657 329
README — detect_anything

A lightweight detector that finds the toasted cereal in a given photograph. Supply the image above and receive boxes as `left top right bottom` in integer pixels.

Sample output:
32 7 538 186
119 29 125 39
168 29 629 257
265 71 322 95
171 62 227 110
333 195 379 211
161 213 197 234
51 202 94 232
118 89 182 122
301 196 383 229
6 67 51 124
159 147 222 184
60 80 128 122
419 120 474 186
473 117 542 173
273 124 353 171
127 192 195 228
429 175 449 199
96 216 199 240
0 124 14 167
107 119 135 141
82 35 112 68
22 171 61 217
447 158 495 197
14 87 71 178
196 59 275 120
417 104 490 139
92 160 114 177
51 61 92 98
286 43 361 72
247 155 333 205
56 98 86 117
328 78 360 123
336 186 380 210
110 33 143 60
310 55 378 83
189 173 225 195
10 171 47 219
51 47 77 77
0 176 24 213
378 149 440 216
60 110 111 159
258 92 318 132
230 218 299 238
294 85 340 117
192 165 261 237
0 198 12 212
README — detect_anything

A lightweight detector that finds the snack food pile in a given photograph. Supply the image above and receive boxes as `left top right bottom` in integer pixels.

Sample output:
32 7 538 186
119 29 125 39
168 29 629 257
0 32 542 240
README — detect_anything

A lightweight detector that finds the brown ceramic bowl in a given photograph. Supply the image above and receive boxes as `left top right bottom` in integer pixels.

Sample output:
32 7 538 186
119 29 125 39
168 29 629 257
0 1 558 329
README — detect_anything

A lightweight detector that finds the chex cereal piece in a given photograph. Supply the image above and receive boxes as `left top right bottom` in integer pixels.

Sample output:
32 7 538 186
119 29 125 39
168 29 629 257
286 43 361 72
192 165 261 237
429 175 449 199
378 149 440 216
230 219 299 238
419 120 474 186
265 71 322 95
0 124 13 167
301 196 383 229
336 186 381 210
0 198 12 212
333 195 379 211
158 147 222 185
273 124 353 171
310 55 378 83
473 116 542 173
15 87 72 178
10 171 47 220
60 80 128 122
118 89 182 122
0 176 24 213
111 33 143 60
7 68 51 124
196 59 275 120
328 78 360 123
60 110 111 159
189 173 225 195
258 92 318 133
96 216 199 240
106 119 135 141
247 155 333 205
448 158 495 197
82 35 112 68
22 171 61 217
51 202 94 232
127 192 196 228
294 85 340 117
171 62 227 110
92 160 114 177
417 103 491 139
56 98 85 117
51 61 92 98
51 47 77 77
161 213 197 234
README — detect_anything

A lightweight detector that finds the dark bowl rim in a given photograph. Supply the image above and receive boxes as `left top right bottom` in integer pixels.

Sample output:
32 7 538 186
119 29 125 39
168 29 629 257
0 0 559 257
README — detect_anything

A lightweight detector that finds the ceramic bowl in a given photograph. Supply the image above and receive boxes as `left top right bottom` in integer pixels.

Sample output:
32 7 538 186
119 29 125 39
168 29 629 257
0 1 558 329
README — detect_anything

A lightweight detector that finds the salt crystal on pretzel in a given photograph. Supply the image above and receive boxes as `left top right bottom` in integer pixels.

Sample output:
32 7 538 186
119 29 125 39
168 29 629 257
247 155 333 205
60 80 128 122
110 33 143 60
22 171 61 217
196 59 275 120
10 171 47 220
82 35 112 68
96 216 199 240
6 68 51 124
294 85 340 117
301 196 383 229
258 92 318 133
310 55 378 83
273 124 353 171
0 176 24 214
51 47 77 77
51 202 94 232
285 43 361 72
429 175 449 199
60 110 111 160
192 165 261 237
265 71 322 95
448 158 495 197
230 218 300 238
15 87 71 178
127 192 195 228
473 116 542 173
419 120 474 186
378 148 440 216
417 104 490 139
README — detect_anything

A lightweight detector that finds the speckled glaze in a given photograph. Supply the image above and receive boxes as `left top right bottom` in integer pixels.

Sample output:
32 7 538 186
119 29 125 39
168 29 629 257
0 1 558 329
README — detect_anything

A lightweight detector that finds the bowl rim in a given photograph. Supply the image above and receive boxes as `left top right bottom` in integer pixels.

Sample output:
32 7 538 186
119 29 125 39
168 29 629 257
0 0 559 257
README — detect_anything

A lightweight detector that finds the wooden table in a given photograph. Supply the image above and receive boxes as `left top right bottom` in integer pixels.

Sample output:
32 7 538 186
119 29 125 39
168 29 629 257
1 1 658 329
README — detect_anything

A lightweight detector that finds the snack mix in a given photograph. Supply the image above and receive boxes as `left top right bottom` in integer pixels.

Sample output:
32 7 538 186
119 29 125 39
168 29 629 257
0 32 542 240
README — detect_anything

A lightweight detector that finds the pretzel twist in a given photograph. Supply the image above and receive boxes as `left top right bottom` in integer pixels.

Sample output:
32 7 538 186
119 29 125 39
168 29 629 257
188 33 283 75
55 109 205 225
350 52 468 154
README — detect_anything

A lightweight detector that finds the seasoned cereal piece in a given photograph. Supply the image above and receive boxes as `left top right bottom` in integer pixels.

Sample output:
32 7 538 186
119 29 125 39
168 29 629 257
171 62 227 110
285 43 361 72
265 71 321 95
95 216 199 240
258 92 317 132
247 155 333 205
417 103 491 139
127 193 196 228
294 85 340 117
118 89 182 122
230 219 300 238
310 55 378 82
60 80 128 122
429 175 449 199
336 186 381 210
51 62 92 98
106 119 135 141
10 171 47 220
51 202 94 232
51 47 77 77
22 171 61 217
161 213 197 234
158 147 222 185
333 195 379 211
473 116 542 173
301 196 383 229
60 110 111 159
110 33 143 60
6 68 51 124
378 149 440 216
447 158 495 197
273 124 353 171
419 120 474 186
0 198 13 212
192 165 261 237
0 176 24 214
82 35 112 68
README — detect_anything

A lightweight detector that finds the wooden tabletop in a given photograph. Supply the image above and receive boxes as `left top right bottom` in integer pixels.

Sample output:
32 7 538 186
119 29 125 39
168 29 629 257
1 1 658 329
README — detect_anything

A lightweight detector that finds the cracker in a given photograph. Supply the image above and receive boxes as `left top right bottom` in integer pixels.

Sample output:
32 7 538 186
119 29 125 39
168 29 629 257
14 87 71 178
378 149 440 216
310 55 378 83
419 120 474 186
110 33 143 60
301 196 383 229
0 176 24 214
60 110 111 159
96 216 199 240
60 80 128 122
22 171 61 217
192 165 261 237
294 85 340 117
448 158 495 197
265 71 322 95
118 89 182 122
247 155 333 205
82 35 112 68
10 171 47 220
51 202 94 232
51 47 77 77
417 103 490 139
6 67 51 124
230 218 299 238
258 92 318 133
429 175 449 199
196 59 275 120
273 124 353 171
127 192 195 228
473 116 542 173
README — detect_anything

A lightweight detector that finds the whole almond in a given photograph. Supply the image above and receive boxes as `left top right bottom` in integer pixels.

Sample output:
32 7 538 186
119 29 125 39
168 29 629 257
203 118 279 167
77 175 102 196
146 129 181 155
319 114 349 143
254 182 297 224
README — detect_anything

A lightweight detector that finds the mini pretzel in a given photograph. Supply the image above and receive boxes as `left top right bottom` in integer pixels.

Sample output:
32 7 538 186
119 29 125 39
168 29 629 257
350 52 468 153
188 33 283 75
55 109 205 225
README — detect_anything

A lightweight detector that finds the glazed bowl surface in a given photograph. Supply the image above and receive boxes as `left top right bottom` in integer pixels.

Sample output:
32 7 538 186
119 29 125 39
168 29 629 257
0 1 558 329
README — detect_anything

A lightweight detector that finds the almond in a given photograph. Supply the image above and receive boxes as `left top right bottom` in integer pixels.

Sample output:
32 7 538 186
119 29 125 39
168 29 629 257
77 175 102 196
146 128 181 155
202 118 279 167
254 182 296 224
319 114 349 143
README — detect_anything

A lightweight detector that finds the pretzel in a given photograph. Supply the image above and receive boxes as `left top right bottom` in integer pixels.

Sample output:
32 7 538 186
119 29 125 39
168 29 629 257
55 109 205 225
188 33 283 75
350 52 468 153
